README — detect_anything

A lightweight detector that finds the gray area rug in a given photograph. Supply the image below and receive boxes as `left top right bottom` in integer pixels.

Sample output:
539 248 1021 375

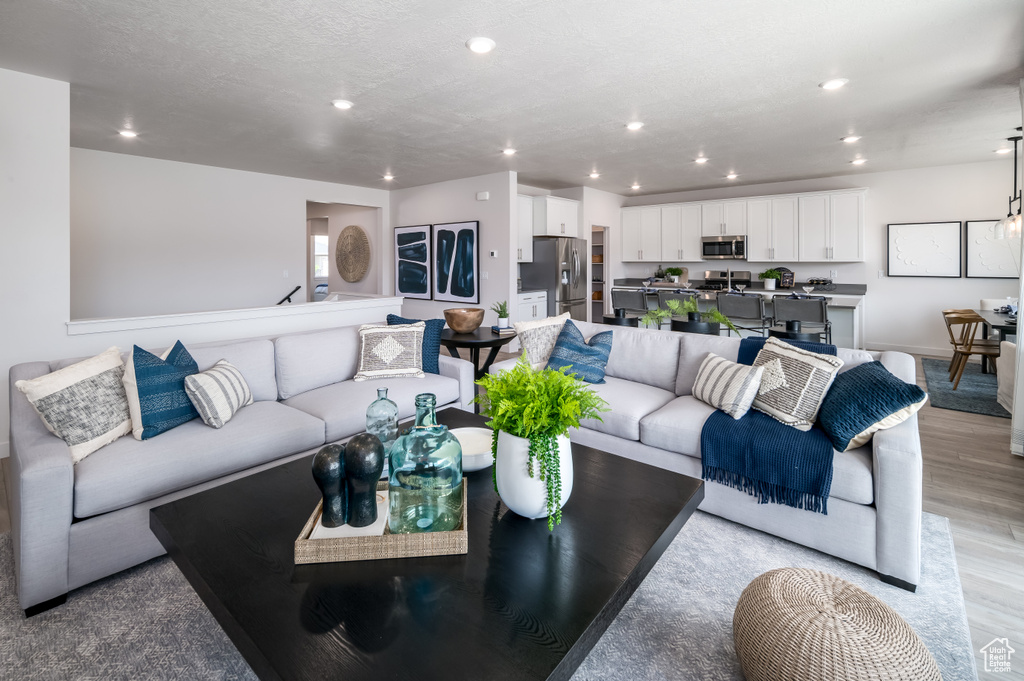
922 356 1010 418
0 512 976 681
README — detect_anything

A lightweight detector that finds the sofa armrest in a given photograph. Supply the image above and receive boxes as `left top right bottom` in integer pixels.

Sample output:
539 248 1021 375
438 354 475 412
871 351 923 588
488 358 519 376
9 362 75 610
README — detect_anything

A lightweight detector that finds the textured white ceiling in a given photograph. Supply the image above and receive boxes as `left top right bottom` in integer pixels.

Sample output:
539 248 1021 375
1 0 1022 194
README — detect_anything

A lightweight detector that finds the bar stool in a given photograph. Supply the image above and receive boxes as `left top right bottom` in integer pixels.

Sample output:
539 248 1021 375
716 293 772 337
772 295 831 344
610 290 648 316
656 290 696 311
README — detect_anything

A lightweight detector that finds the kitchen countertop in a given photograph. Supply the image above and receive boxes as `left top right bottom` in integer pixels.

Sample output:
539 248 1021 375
612 278 867 296
517 289 547 296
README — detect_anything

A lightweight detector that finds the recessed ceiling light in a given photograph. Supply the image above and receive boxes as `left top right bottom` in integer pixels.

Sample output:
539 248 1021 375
631 183 641 190
841 135 861 143
819 78 849 90
626 121 644 131
996 148 1013 154
726 173 738 180
851 159 867 165
503 148 516 156
332 99 354 110
695 157 709 164
466 37 496 54
118 130 137 138
590 172 600 179
383 173 394 181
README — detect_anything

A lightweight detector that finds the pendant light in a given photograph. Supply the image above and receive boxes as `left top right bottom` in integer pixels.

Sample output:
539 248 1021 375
994 130 1022 240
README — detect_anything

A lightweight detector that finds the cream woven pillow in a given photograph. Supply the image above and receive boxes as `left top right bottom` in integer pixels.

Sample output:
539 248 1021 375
691 353 764 420
514 312 570 367
751 337 844 431
354 322 425 381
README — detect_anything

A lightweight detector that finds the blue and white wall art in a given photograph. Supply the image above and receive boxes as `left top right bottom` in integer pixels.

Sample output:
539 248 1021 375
394 225 432 300
432 221 479 304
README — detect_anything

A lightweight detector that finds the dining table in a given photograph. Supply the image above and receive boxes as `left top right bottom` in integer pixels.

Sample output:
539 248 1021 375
973 308 1017 373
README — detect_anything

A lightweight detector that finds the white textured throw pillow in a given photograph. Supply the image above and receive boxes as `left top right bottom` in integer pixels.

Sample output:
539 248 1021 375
514 312 571 367
354 322 426 381
15 347 132 463
184 360 253 429
691 353 764 420
751 337 844 431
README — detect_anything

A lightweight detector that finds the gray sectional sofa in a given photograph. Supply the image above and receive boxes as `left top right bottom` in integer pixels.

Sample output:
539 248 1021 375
8 323 474 614
489 321 924 590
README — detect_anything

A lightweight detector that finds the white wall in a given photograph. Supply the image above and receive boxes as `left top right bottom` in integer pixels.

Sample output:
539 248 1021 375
71 149 390 319
619 161 1019 355
390 172 517 326
306 202 383 297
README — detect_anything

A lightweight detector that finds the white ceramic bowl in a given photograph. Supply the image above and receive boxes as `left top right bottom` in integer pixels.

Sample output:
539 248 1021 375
451 427 494 472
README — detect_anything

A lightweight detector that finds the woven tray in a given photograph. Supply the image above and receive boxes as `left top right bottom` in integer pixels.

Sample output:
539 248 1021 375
294 480 468 564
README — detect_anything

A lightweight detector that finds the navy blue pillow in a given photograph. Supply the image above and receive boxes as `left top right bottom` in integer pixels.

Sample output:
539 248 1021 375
737 336 836 365
544 320 613 384
132 341 199 439
818 361 927 452
387 314 444 374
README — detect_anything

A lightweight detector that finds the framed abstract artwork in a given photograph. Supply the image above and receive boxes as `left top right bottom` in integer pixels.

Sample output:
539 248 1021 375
432 221 479 304
965 219 1020 278
394 225 432 300
886 222 962 278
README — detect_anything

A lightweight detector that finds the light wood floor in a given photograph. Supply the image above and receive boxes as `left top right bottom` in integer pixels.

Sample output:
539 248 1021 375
1 351 1021 678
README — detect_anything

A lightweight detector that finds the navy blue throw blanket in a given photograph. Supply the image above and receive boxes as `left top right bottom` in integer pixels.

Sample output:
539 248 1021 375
700 337 837 514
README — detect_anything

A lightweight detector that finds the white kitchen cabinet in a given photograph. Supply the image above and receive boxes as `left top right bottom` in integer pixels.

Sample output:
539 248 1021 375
746 197 798 262
517 291 548 323
516 195 534 262
533 196 579 237
660 203 701 261
798 191 864 262
701 200 746 236
620 206 661 261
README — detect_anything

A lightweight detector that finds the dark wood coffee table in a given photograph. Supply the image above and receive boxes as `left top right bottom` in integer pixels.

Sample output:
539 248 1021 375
150 409 704 681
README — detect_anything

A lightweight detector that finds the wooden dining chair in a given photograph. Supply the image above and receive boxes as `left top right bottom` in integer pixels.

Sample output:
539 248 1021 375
941 309 998 374
944 313 1001 389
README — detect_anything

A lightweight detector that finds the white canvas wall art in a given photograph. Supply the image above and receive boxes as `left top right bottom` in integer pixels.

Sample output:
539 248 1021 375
966 220 1020 279
887 222 962 278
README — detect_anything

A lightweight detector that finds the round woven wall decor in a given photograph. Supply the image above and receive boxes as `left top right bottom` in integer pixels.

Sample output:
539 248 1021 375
335 225 370 283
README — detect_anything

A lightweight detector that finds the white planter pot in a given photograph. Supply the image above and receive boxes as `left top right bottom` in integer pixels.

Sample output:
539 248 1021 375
498 316 510 329
764 279 776 290
495 430 573 520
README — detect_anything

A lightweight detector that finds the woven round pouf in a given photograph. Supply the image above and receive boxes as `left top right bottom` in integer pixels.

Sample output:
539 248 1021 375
733 568 941 681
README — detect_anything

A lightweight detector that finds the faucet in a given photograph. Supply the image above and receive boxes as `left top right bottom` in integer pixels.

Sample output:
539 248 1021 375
726 268 732 291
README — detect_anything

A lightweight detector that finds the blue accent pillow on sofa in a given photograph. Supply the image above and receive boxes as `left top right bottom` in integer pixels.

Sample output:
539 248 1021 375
387 314 444 374
131 341 200 439
817 360 928 452
545 320 613 384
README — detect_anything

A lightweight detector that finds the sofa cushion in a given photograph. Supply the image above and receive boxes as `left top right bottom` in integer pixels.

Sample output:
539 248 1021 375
275 325 361 399
639 396 874 505
601 326 681 393
283 374 460 443
188 339 278 402
73 401 326 518
836 347 874 372
579 376 677 441
675 334 742 396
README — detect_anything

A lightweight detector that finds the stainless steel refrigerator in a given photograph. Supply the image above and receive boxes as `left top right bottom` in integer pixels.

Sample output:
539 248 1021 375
519 237 588 320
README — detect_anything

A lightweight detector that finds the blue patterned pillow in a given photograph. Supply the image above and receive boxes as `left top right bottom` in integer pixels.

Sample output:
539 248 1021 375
387 314 443 374
818 361 927 452
125 341 199 439
545 321 613 384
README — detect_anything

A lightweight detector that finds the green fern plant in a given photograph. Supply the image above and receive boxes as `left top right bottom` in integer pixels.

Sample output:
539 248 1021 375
474 356 608 529
490 300 510 318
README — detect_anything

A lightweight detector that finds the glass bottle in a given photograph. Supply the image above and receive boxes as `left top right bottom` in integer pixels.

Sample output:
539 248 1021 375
388 393 463 534
366 387 399 453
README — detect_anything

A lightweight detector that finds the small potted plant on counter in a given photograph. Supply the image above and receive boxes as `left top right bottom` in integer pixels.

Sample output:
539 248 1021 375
665 267 684 284
758 268 782 291
666 298 738 336
491 300 511 328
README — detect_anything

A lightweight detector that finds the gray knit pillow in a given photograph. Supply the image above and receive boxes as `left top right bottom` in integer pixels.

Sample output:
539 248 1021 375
354 322 425 381
752 337 844 431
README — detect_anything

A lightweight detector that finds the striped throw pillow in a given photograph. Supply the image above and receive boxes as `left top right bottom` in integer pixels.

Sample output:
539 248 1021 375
184 360 254 429
691 353 764 420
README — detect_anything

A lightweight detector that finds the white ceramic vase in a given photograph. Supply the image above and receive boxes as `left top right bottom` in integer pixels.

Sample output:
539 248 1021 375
764 279 776 290
495 430 573 519
498 316 510 329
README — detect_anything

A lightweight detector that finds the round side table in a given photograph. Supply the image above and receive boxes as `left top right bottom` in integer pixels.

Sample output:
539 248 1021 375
602 314 639 327
439 327 518 382
767 326 822 343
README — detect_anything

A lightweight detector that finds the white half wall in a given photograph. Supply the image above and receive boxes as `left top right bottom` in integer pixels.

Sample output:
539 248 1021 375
621 160 1020 355
390 172 517 326
71 148 390 319
306 202 383 297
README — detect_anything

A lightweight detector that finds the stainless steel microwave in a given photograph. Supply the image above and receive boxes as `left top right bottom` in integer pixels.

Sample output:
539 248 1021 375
701 235 746 260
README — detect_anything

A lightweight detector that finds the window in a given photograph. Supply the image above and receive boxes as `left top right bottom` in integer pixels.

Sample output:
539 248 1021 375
313 235 329 279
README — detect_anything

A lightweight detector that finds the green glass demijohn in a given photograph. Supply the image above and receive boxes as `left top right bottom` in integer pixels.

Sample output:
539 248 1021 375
366 387 399 453
387 393 463 534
